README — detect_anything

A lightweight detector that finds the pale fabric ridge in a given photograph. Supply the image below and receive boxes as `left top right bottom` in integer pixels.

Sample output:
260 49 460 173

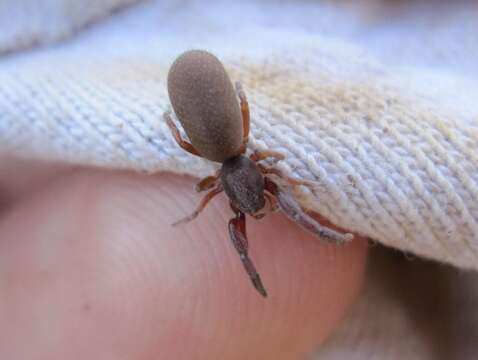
0 0 477 272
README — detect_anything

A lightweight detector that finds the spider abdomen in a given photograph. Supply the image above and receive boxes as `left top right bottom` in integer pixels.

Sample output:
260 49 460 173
167 50 243 163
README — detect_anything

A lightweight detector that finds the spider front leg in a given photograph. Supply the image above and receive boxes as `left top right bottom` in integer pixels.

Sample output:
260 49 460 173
194 170 221 192
164 110 201 157
258 164 317 189
228 205 268 297
264 177 353 244
250 150 285 164
173 185 223 225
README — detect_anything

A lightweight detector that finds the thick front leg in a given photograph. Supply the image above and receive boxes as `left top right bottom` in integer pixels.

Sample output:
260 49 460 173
228 206 267 297
164 110 201 157
264 177 353 244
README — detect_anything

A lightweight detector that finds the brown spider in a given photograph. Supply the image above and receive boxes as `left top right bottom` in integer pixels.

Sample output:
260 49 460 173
164 50 353 297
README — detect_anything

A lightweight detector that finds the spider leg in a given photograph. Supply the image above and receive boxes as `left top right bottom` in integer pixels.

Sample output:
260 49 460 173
173 185 223 226
249 191 278 219
250 150 285 163
195 170 221 192
251 212 266 220
235 82 250 153
164 110 201 157
228 205 267 297
258 164 317 189
264 190 279 212
264 177 353 244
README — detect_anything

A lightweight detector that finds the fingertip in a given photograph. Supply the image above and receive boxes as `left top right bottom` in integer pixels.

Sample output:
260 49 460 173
124 172 368 357
0 170 367 360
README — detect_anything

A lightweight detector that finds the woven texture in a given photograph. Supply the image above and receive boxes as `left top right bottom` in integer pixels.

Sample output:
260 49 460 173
1 0 478 273
0 0 141 54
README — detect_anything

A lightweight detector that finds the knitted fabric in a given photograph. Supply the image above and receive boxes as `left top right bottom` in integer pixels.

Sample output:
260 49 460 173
1 0 477 273
0 0 140 54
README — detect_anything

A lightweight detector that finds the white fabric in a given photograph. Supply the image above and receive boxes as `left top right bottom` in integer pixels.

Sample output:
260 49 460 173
0 0 478 269
0 0 141 54
1 0 477 271
1 1 478 359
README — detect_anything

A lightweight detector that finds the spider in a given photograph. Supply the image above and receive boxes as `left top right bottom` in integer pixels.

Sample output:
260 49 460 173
164 50 353 297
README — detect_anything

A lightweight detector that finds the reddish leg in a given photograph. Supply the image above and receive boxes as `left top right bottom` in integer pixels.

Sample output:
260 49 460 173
235 82 250 153
173 186 223 226
164 111 201 157
264 177 353 244
250 150 285 163
258 164 317 189
228 205 267 297
195 171 220 192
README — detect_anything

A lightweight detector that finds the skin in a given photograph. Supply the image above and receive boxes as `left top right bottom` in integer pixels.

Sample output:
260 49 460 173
0 156 368 359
